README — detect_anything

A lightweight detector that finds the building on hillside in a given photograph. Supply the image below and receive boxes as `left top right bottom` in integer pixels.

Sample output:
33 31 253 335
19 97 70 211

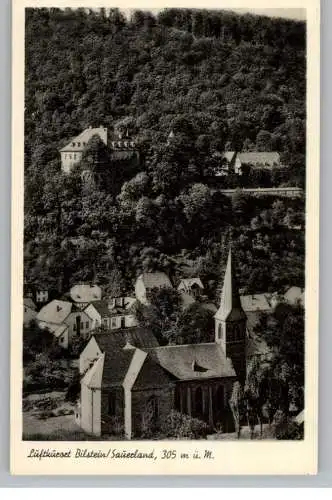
135 272 173 305
59 126 108 174
23 297 37 326
36 299 92 348
69 284 102 309
84 297 138 331
77 249 245 439
109 128 139 161
178 278 204 298
215 151 281 176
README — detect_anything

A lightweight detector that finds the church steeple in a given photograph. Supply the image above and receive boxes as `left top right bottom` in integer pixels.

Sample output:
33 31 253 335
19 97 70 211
215 249 246 323
215 247 247 381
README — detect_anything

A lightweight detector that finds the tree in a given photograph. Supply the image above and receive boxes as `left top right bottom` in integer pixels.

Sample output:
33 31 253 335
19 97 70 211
135 287 182 345
23 320 54 362
177 304 214 344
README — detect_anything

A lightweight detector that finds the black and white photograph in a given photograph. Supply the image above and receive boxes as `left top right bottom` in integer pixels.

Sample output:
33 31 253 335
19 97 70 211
11 0 320 475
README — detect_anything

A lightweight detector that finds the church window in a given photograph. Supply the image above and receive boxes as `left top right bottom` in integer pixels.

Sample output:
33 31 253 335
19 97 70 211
194 387 203 418
108 391 116 416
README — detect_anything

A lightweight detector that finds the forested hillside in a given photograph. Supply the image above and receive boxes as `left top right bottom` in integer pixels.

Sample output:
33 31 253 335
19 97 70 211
24 8 306 296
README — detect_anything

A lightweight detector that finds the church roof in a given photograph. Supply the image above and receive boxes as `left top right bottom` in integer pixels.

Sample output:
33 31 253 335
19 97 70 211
215 249 246 322
93 327 159 350
145 343 235 380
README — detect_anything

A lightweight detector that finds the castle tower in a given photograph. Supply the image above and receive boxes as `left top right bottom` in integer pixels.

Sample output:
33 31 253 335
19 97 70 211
215 248 247 381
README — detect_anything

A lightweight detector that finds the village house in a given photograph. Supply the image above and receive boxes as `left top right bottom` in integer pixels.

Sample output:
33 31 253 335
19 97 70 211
177 277 204 298
69 284 102 309
59 126 108 173
215 151 281 176
135 272 173 305
23 297 37 326
24 283 49 306
84 297 138 331
36 299 92 348
77 249 246 439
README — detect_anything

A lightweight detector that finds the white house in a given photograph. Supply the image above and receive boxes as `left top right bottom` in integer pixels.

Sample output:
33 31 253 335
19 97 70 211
177 278 204 298
36 299 92 348
135 272 173 305
59 126 108 174
69 284 102 309
84 297 138 331
215 151 281 176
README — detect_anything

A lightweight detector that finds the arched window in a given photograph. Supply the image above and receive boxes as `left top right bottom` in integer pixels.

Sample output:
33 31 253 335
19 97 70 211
108 391 116 416
194 387 203 418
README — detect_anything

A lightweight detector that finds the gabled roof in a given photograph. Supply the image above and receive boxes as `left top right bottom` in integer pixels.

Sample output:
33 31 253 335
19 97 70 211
59 127 107 152
223 152 280 168
86 299 137 318
240 294 272 312
215 249 246 322
178 278 204 291
238 152 280 167
70 284 102 304
24 297 36 311
137 272 172 290
40 322 68 339
37 300 73 325
93 327 159 351
82 352 105 389
145 343 236 380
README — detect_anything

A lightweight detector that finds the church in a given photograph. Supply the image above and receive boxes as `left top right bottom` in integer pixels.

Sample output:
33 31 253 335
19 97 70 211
76 248 247 439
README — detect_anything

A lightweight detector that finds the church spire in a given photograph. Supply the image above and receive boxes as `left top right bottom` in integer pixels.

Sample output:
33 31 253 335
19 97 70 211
215 248 246 322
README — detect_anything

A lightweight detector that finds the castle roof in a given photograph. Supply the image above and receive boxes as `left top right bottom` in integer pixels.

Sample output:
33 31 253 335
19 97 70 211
59 126 107 152
215 249 246 322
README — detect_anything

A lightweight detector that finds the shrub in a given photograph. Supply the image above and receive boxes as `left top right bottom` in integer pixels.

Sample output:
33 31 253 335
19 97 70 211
161 410 209 439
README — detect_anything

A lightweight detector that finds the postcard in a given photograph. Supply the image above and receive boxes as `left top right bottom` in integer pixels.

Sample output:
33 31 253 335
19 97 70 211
11 0 319 475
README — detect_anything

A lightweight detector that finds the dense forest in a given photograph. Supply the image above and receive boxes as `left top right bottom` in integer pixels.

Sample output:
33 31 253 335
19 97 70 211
24 8 306 296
